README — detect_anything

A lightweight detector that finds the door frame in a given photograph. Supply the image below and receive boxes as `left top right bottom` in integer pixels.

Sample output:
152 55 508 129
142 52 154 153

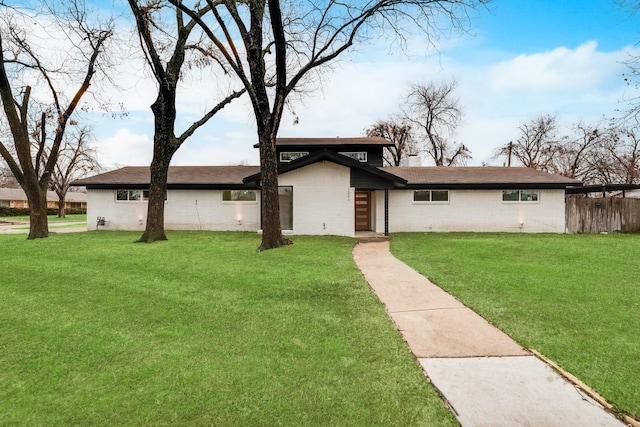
354 190 371 231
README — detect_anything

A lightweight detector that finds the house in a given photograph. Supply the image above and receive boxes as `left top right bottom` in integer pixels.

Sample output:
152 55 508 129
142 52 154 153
71 137 582 235
0 188 87 211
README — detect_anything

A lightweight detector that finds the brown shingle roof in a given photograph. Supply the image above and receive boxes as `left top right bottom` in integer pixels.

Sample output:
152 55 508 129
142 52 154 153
72 165 581 190
72 166 260 187
385 167 582 187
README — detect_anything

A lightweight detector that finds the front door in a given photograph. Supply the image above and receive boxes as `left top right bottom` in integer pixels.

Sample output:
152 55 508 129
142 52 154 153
354 191 371 231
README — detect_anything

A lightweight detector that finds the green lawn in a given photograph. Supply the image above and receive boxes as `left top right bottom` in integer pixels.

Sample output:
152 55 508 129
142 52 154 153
390 233 640 419
0 214 87 223
0 232 457 426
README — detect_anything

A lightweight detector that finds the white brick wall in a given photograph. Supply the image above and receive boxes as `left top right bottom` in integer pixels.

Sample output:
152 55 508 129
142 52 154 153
87 189 260 232
375 189 566 233
86 165 567 235
278 161 354 236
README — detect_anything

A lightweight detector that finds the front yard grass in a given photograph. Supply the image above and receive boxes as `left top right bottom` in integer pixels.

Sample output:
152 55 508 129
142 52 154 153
390 232 640 419
0 214 87 223
0 232 457 426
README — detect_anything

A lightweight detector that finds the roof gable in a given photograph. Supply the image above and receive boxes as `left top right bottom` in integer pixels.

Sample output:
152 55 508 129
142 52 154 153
242 149 407 186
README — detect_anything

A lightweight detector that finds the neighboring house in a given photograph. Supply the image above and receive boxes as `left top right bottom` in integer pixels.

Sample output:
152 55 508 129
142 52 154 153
71 137 582 235
0 188 87 211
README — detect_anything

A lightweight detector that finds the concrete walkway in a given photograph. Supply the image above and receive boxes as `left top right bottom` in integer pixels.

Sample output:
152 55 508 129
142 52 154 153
353 240 626 427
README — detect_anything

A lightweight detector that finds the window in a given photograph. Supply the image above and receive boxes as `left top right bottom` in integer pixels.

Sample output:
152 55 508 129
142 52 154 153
222 190 257 202
280 151 308 162
0 200 9 207
279 186 293 230
413 190 449 203
116 190 142 201
339 151 367 162
116 190 165 201
502 190 539 202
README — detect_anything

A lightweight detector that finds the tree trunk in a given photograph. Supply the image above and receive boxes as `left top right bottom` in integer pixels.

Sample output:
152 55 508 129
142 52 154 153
258 129 287 251
136 91 175 243
57 197 65 218
137 157 169 243
25 185 49 239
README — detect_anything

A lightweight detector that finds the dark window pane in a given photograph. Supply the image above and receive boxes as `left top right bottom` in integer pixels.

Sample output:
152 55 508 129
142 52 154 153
502 190 519 202
414 190 430 202
521 190 538 201
432 190 449 202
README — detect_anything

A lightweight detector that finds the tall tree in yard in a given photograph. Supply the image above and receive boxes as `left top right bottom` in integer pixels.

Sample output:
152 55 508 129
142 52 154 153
404 79 470 166
172 0 489 250
127 0 246 243
0 1 113 239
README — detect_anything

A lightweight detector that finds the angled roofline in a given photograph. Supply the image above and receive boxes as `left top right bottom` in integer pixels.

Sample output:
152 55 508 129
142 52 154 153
252 136 394 148
242 149 408 185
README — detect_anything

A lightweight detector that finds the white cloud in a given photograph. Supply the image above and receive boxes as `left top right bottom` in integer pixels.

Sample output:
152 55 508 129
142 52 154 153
87 36 638 168
488 41 628 93
93 128 152 168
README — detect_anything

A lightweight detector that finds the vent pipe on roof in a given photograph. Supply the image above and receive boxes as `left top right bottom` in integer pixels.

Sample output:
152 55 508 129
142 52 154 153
406 154 421 167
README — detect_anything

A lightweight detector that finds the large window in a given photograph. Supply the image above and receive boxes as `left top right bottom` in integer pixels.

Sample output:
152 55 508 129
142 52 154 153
502 190 539 202
116 190 143 201
339 151 367 162
279 186 293 230
116 190 164 201
0 200 9 207
280 152 308 162
413 190 449 203
222 190 257 202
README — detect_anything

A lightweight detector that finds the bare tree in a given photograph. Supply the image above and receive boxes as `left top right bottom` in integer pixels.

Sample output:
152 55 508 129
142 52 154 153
127 1 246 243
404 80 470 166
38 125 101 218
365 117 418 166
173 0 488 250
0 165 19 188
605 124 640 184
494 115 562 171
0 1 113 239
551 121 606 183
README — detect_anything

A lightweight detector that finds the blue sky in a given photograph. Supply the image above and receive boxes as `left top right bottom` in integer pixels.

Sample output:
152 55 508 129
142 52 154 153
89 0 640 168
479 0 637 53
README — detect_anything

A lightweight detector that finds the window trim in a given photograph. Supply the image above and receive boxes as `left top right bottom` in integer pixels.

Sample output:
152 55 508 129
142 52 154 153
279 151 309 162
412 189 449 204
116 190 142 202
221 189 258 203
116 189 166 202
502 189 540 203
338 151 368 162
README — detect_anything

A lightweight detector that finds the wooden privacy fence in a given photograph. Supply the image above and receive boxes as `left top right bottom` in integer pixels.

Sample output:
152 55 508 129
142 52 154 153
566 197 640 234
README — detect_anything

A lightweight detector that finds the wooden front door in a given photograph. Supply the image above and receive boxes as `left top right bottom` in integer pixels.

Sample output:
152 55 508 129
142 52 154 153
354 191 371 231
